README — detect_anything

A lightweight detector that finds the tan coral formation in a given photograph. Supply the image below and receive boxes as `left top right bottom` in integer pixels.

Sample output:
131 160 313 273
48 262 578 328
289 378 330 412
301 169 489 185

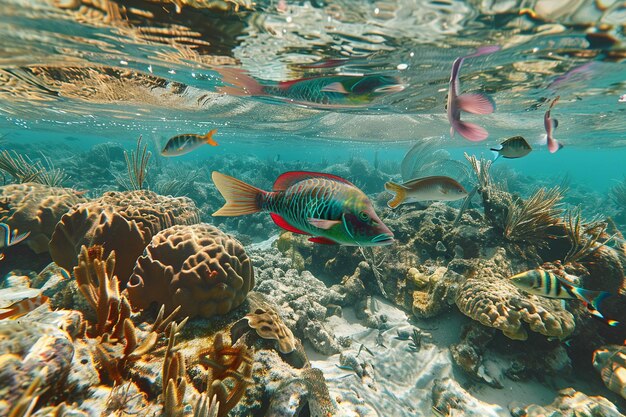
0 182 87 254
593 344 626 400
49 190 199 285
509 387 623 417
126 223 253 319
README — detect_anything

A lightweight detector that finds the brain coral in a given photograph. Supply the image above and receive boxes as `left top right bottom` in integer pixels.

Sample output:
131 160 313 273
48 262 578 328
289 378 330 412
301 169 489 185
126 223 254 318
49 190 199 285
0 183 87 254
455 273 575 341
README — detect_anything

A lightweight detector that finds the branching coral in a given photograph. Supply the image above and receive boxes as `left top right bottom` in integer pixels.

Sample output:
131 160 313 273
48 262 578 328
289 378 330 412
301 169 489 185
198 333 253 417
162 321 189 417
115 135 151 191
563 207 609 264
609 177 626 209
0 150 69 186
502 186 564 246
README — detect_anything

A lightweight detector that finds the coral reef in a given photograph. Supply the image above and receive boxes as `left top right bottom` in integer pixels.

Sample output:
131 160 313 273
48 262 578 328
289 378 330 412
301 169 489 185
49 190 199 285
127 223 253 318
231 307 296 354
509 388 624 417
0 183 87 254
593 344 626 400
432 378 506 417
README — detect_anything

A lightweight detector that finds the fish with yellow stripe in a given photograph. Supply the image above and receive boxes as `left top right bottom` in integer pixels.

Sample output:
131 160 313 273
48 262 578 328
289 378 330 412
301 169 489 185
510 269 619 326
161 129 218 157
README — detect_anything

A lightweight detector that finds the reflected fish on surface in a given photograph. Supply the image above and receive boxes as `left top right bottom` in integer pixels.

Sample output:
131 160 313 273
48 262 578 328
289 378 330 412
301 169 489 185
490 136 532 160
510 269 618 326
384 176 468 209
211 171 394 246
543 97 563 153
447 46 499 142
218 67 404 109
0 222 30 260
161 129 218 157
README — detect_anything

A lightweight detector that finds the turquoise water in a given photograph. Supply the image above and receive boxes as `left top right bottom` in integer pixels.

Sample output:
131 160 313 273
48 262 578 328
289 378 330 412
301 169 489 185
1 1 626 416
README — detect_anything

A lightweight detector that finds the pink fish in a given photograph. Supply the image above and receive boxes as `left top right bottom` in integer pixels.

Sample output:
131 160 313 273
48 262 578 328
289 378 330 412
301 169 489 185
544 96 563 153
447 46 499 142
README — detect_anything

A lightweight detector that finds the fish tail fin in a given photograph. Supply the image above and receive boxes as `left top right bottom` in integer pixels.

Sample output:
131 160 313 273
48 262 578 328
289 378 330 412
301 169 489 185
384 181 406 209
456 93 495 114
548 138 563 153
490 149 501 161
204 129 218 146
572 287 612 310
211 171 265 216
217 67 265 97
0 308 15 320
452 120 488 142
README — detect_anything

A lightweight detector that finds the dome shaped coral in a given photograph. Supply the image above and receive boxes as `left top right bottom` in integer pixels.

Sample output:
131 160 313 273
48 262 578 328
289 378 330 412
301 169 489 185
126 223 254 319
0 183 87 254
49 190 199 286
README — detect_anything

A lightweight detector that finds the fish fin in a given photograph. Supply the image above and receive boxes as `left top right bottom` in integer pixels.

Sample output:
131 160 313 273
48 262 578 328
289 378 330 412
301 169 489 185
216 67 266 96
384 181 406 209
9 230 30 246
204 129 218 146
548 138 563 154
0 308 15 320
584 303 619 327
0 253 4 261
308 236 338 245
211 172 265 216
450 126 455 139
307 218 341 229
320 82 349 94
271 213 310 235
452 120 488 142
565 282 613 312
456 93 495 114
552 118 559 130
273 171 354 191
490 150 501 161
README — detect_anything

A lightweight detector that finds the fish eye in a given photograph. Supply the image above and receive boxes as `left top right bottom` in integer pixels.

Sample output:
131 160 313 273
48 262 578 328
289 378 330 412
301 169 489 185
358 211 370 222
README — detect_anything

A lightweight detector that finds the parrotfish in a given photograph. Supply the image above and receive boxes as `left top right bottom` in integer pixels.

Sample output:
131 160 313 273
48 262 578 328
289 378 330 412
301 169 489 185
510 269 618 327
544 97 563 153
0 223 30 261
0 288 49 320
211 171 394 246
384 176 468 209
161 129 218 157
447 46 499 142
490 136 532 160
218 67 404 109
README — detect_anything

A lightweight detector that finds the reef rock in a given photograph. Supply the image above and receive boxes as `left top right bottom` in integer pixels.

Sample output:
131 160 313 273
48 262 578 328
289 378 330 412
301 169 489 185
127 223 253 318
0 182 87 254
49 190 199 285
593 344 626 400
432 378 506 417
509 388 624 417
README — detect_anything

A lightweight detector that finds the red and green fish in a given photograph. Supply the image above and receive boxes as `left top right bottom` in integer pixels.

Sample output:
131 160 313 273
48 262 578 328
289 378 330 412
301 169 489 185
211 171 394 246
218 67 404 109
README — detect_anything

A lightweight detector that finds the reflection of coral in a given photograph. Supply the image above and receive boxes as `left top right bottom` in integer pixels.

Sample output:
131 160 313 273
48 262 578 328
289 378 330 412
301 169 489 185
455 250 575 341
127 223 253 318
593 344 626 400
50 190 199 285
0 182 87 254
509 388 623 417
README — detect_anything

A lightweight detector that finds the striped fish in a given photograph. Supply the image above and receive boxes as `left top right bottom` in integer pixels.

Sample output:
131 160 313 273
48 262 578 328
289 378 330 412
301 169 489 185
490 136 532 160
0 288 49 320
211 171 394 246
0 222 30 260
161 129 218 157
510 269 618 326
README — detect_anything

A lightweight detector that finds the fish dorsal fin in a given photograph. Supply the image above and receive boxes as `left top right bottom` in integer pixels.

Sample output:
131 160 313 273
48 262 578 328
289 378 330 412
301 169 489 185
273 171 353 191
270 213 310 235
552 118 559 130
402 176 452 188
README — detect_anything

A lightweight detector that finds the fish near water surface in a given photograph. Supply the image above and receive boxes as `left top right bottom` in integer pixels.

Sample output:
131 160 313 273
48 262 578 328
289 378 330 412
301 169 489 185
447 46 499 142
490 136 532 160
510 269 618 326
211 171 394 246
161 129 218 157
544 97 563 154
384 176 468 209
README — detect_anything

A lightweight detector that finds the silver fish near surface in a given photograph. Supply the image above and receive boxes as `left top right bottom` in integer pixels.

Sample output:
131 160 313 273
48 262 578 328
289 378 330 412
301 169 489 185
510 269 618 327
447 45 499 142
491 136 532 160
161 129 218 157
384 176 468 209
